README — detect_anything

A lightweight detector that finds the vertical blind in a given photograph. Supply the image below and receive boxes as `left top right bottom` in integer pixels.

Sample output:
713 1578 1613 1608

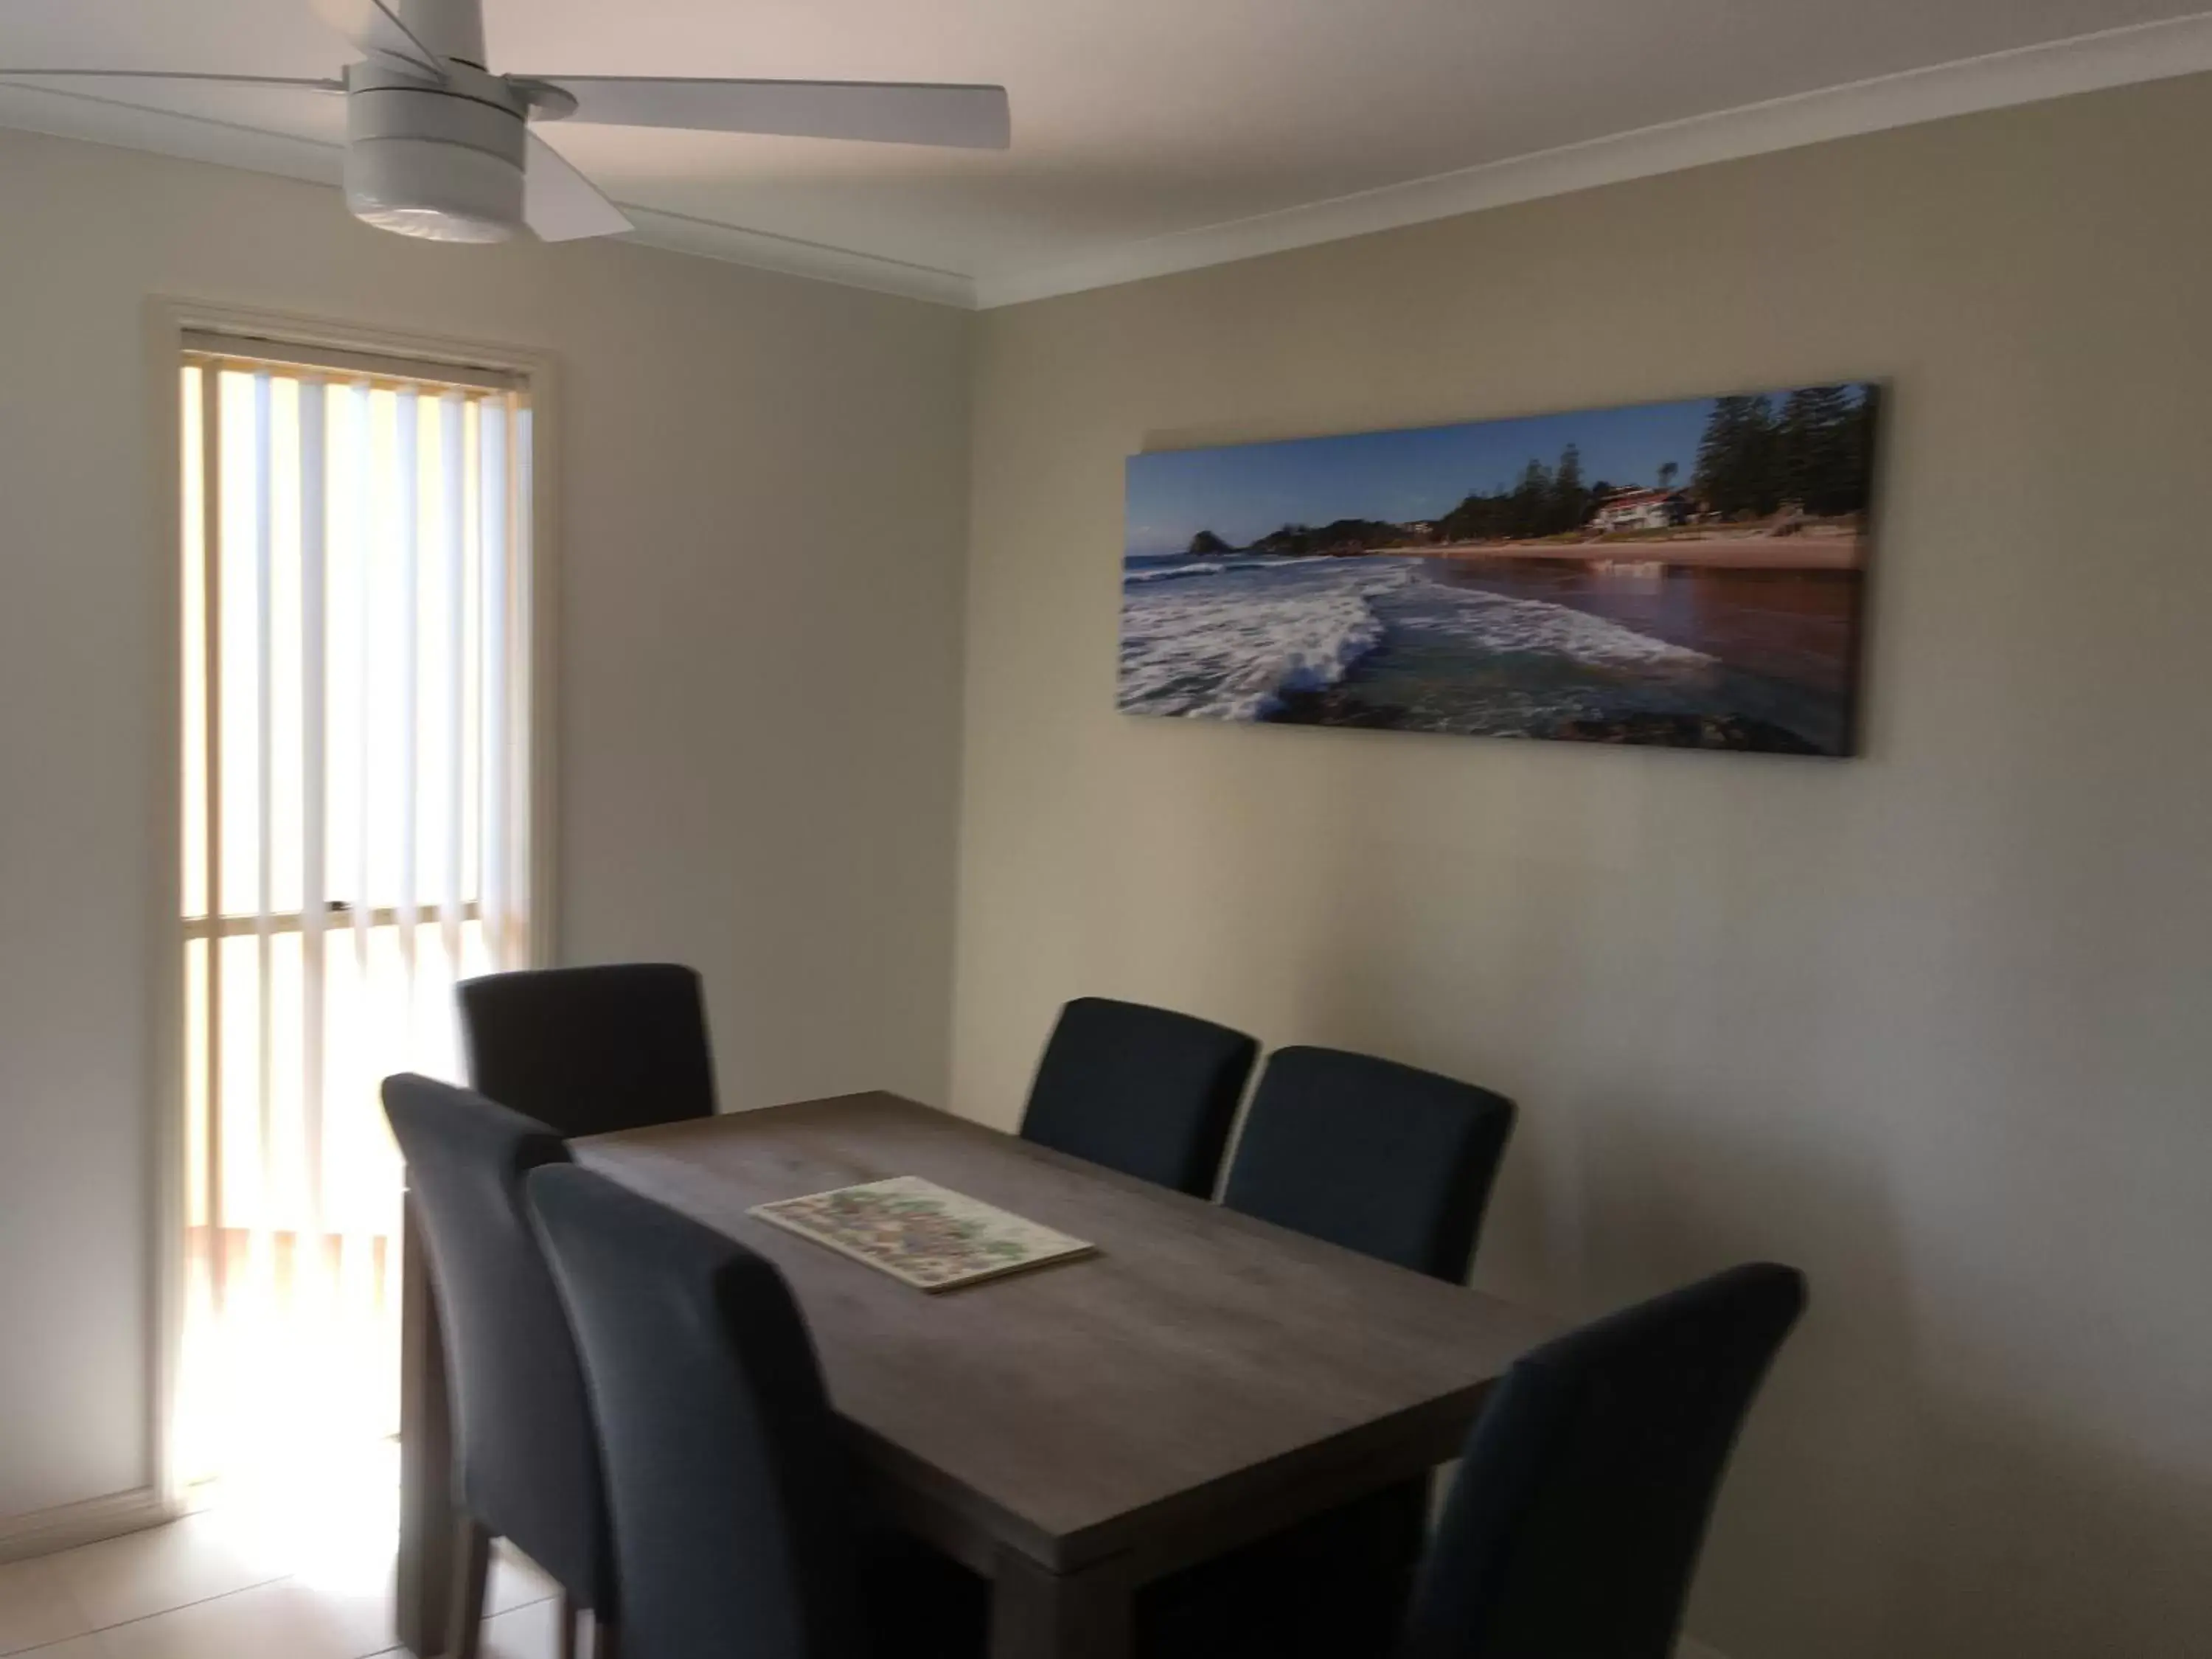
178 338 534 1486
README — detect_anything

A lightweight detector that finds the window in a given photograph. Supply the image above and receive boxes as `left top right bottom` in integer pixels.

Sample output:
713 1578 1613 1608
176 333 538 1487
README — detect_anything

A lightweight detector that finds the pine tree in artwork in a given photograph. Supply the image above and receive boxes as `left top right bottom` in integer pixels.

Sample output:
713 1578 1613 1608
1551 443 1589 532
1694 394 1781 518
1777 385 1868 515
1512 458 1554 537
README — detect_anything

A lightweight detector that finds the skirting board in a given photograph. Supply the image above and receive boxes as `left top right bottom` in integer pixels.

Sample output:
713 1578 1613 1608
0 1485 174 1565
1680 1638 1732 1659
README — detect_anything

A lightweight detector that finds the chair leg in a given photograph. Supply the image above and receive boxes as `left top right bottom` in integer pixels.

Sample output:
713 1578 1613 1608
447 1517 492 1659
557 1591 580 1659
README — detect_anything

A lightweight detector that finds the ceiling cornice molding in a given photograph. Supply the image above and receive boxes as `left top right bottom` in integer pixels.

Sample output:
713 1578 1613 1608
0 79 978 307
970 10 2212 308
616 204 975 307
0 79 342 187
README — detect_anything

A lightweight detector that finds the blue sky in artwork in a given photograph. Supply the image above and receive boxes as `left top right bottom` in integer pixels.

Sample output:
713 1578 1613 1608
1126 394 1723 557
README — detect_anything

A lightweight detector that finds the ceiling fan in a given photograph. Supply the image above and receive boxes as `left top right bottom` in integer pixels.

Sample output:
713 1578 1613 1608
0 0 1009 243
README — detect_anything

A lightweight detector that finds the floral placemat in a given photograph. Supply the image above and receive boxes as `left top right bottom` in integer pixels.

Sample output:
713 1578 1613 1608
749 1175 1096 1291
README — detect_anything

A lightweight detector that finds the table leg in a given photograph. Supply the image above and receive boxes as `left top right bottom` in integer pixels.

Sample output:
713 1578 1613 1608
396 1194 459 1657
988 1548 1133 1659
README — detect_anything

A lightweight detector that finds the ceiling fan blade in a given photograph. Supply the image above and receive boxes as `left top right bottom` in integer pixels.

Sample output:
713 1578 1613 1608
524 132 633 243
310 0 447 77
518 77 1010 149
0 69 342 90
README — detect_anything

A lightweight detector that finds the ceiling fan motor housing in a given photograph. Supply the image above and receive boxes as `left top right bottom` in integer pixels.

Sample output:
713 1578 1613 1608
344 62 529 242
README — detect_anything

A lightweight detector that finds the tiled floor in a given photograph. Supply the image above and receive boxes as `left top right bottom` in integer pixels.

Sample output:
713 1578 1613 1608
0 1488 564 1659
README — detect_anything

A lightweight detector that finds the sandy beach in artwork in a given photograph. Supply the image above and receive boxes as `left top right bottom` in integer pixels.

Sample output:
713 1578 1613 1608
1388 528 1866 571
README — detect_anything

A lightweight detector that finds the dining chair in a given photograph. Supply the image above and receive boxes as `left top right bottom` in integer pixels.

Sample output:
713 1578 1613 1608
1222 1046 1516 1279
1019 996 1258 1197
381 1074 616 1659
1147 1048 1517 1658
459 962 717 1137
1399 1262 1808 1659
526 1164 987 1659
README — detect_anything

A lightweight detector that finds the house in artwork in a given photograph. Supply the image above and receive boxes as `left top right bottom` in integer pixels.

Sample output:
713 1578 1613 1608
1590 487 1691 532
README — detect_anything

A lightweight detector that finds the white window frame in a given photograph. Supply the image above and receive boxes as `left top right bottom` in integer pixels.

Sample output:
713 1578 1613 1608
142 299 560 1516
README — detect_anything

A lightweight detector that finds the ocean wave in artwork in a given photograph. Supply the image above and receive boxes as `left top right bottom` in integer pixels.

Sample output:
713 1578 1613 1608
1117 556 1709 725
1121 557 1290 585
1117 558 1412 719
1389 584 1715 670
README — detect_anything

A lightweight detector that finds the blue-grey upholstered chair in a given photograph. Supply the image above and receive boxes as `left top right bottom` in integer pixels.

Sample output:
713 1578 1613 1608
1019 997 1257 1197
1150 1047 1517 1658
381 1074 612 1659
527 1165 986 1659
1223 1046 1514 1279
459 962 717 1137
1401 1262 1807 1659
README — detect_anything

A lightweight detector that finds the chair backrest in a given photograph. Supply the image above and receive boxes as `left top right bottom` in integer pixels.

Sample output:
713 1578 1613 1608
1399 1263 1807 1659
379 1074 609 1609
1222 1047 1514 1281
1019 997 1259 1197
528 1165 864 1659
459 962 717 1137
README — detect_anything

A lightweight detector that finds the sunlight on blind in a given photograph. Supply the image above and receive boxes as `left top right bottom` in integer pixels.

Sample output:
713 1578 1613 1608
178 347 532 1489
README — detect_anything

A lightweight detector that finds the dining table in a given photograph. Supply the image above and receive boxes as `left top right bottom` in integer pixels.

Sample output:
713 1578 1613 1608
393 1091 1558 1659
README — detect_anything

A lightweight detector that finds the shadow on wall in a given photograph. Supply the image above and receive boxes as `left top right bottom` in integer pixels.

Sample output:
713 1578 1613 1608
1018 647 2212 1659
1890 1395 2212 1658
1285 976 2212 1659
1193 726 2212 1658
1570 1107 1923 1659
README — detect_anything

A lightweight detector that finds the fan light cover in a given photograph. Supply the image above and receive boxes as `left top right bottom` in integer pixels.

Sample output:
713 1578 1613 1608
346 138 521 241
342 65 529 242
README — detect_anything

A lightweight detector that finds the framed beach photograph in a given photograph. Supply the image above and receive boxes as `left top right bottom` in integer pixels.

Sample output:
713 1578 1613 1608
1120 384 1881 756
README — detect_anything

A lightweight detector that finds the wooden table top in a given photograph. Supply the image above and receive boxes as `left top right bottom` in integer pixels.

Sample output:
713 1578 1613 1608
574 1092 1557 1573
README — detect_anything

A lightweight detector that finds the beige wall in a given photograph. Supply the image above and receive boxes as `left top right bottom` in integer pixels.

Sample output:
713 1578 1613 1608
7 69 2211 1651
0 128 970 1523
955 77 2212 1659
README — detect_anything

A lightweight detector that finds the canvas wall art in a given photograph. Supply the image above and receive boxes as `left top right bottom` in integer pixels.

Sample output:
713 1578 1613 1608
1121 384 1880 755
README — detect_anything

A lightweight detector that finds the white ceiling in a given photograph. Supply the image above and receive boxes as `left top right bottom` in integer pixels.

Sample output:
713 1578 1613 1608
2 1 2209 305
